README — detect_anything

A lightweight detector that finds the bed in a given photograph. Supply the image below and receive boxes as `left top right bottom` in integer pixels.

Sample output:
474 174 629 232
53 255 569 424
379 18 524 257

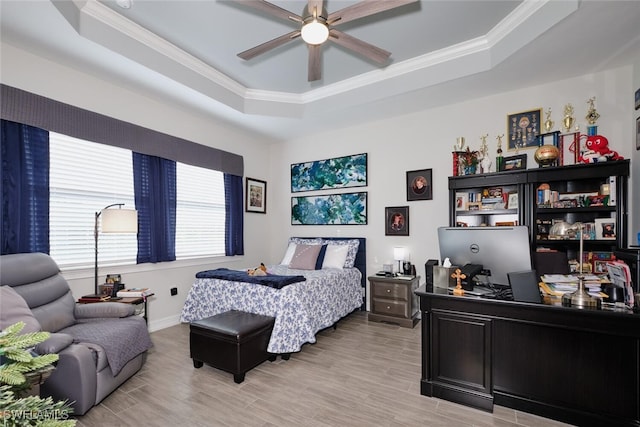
180 237 366 354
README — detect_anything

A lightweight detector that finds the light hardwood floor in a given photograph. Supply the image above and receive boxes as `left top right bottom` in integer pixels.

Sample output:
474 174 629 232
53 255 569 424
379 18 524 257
75 312 573 426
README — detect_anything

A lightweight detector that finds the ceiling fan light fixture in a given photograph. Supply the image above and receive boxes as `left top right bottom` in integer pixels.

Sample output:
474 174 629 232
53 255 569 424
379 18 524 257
301 19 329 45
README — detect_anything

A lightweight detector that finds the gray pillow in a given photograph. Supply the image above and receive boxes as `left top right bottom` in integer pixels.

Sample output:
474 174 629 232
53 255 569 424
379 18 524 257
289 244 322 270
0 285 42 334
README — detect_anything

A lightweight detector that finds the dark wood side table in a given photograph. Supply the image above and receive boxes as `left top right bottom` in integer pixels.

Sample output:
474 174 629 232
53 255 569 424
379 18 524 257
368 275 420 328
77 295 152 324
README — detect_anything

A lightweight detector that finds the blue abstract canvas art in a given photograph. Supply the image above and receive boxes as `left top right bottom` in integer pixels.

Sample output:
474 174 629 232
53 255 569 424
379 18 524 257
291 153 367 193
291 192 367 225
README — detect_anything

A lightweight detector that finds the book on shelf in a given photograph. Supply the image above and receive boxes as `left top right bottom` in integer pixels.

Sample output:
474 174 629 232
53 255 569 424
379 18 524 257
117 287 153 297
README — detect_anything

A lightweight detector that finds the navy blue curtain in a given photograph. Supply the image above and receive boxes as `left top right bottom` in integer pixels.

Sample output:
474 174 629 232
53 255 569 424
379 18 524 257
133 152 176 263
224 174 244 256
1 120 50 254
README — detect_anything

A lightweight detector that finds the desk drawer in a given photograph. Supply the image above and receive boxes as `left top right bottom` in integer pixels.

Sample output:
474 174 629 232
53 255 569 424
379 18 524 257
372 298 409 318
371 282 410 301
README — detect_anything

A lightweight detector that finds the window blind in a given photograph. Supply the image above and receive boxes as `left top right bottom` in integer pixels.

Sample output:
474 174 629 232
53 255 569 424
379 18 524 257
49 132 137 268
176 163 225 258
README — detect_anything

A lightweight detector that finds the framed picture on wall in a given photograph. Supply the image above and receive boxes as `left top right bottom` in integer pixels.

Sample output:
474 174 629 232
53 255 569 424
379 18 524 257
245 177 267 213
385 206 409 236
406 169 432 201
507 108 542 151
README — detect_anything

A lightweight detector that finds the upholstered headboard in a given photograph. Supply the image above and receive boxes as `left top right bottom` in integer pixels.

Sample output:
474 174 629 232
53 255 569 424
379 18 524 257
295 237 366 310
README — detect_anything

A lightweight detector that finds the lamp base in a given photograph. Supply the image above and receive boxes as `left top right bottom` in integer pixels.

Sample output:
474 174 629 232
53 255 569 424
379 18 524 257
561 277 601 309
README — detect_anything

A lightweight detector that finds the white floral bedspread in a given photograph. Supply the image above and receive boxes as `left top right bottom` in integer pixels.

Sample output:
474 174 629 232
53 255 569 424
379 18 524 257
180 265 363 354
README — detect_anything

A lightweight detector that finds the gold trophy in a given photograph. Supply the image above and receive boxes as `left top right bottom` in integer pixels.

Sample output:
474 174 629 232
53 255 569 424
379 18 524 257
544 107 554 132
586 97 600 125
585 97 600 136
562 103 575 133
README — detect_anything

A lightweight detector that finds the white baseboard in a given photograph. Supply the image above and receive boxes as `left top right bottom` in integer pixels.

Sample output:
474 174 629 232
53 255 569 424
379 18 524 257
148 314 181 333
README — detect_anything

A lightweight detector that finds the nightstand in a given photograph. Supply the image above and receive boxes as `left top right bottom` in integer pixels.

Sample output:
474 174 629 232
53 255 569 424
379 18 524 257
368 275 420 328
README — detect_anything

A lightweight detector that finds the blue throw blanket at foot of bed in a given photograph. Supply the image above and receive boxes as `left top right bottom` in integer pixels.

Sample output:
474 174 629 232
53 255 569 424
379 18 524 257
195 268 306 289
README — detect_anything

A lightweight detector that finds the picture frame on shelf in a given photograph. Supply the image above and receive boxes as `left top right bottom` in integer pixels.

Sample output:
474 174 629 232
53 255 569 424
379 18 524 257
593 260 610 274
246 177 267 213
455 193 469 211
635 88 640 110
507 192 519 209
406 169 432 201
594 217 616 240
467 202 482 211
385 206 409 236
500 154 527 171
507 108 542 150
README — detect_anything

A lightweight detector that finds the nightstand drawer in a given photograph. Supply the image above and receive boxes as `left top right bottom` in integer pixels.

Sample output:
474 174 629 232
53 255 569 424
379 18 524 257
371 281 410 301
372 298 409 318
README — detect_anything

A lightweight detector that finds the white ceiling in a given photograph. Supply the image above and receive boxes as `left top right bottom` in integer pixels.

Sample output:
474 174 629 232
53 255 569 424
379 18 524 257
1 0 640 141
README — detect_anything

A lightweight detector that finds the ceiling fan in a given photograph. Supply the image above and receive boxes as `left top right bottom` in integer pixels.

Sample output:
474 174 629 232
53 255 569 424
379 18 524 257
235 0 418 81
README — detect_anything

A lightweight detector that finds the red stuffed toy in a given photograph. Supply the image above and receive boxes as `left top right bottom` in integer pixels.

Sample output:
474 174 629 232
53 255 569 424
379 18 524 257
577 135 623 164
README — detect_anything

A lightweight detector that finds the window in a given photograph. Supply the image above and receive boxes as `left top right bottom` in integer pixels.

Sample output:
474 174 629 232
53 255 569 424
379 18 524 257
49 133 137 268
49 132 227 268
176 163 225 258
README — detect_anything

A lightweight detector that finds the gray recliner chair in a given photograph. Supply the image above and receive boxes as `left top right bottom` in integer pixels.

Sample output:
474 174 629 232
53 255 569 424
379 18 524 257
0 252 153 415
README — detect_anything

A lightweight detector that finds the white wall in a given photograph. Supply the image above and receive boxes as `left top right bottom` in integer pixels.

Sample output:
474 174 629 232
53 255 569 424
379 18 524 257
269 66 636 307
2 40 637 329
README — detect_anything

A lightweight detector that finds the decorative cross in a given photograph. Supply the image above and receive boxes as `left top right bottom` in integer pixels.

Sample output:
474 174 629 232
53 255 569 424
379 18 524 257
451 268 466 296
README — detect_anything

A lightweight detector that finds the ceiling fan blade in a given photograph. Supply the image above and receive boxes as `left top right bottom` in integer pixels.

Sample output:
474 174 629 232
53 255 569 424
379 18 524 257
238 30 301 60
307 0 324 18
328 0 417 26
235 0 301 22
308 44 322 81
329 29 390 64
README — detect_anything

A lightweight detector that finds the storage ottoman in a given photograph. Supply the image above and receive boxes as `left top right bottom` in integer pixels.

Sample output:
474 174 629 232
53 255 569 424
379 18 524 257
190 310 276 383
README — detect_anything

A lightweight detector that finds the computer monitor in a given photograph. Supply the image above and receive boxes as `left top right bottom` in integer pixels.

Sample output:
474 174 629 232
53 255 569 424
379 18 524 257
437 226 533 287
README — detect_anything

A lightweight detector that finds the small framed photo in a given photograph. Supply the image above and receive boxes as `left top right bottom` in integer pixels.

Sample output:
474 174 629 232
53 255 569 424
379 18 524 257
594 218 616 240
588 195 607 207
507 108 542 150
385 206 409 236
245 177 267 214
406 169 432 201
455 193 469 211
507 192 519 209
500 154 527 171
467 202 482 211
105 274 121 284
635 88 640 110
593 260 610 274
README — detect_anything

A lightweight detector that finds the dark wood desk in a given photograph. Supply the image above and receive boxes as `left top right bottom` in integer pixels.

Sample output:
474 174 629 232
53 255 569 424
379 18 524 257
415 286 640 427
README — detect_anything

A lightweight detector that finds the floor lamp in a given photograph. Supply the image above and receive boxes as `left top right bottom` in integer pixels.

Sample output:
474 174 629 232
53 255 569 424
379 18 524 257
94 204 138 295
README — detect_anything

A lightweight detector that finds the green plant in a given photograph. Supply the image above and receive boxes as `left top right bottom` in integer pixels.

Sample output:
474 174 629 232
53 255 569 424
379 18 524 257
0 322 76 426
461 147 479 167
